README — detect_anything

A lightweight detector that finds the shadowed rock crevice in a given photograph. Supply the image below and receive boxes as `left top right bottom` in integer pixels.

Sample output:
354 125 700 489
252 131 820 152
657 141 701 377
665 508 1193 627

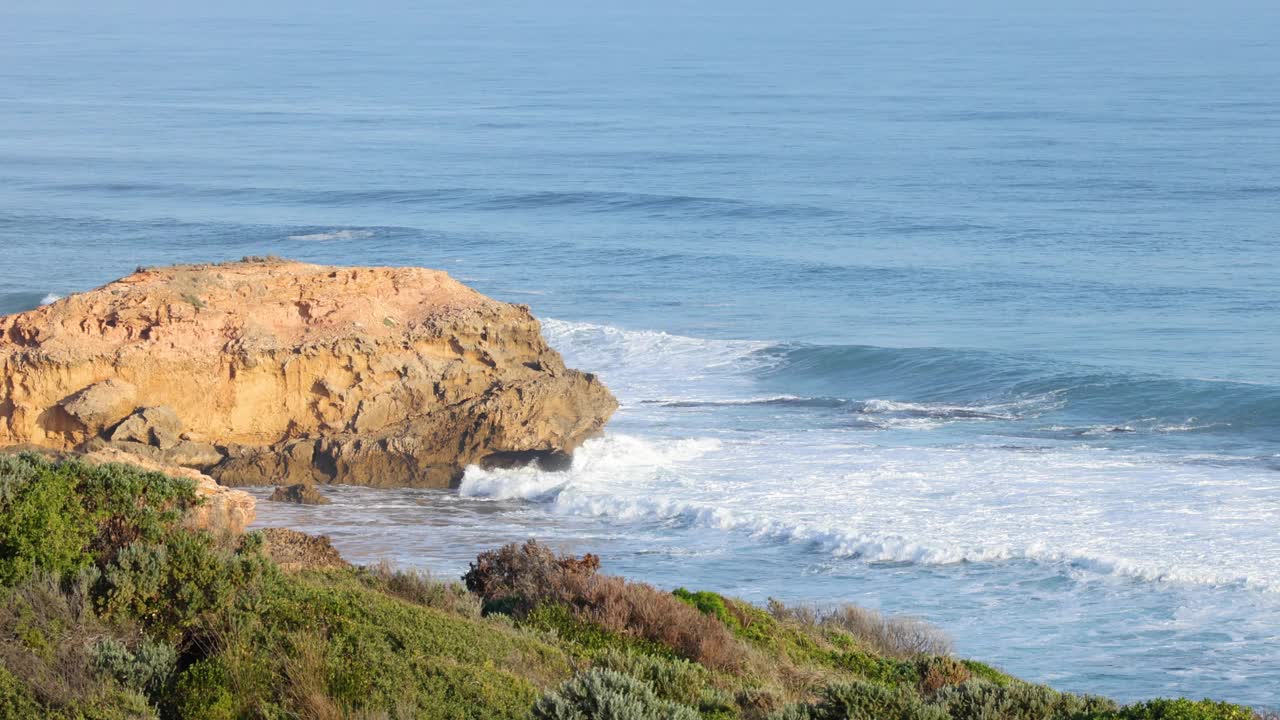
482 450 574 472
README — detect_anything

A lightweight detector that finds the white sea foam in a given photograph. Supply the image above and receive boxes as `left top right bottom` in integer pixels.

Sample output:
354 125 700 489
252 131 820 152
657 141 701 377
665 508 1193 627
644 395 812 407
860 394 1062 420
1055 419 1228 436
287 229 374 241
1155 419 1226 433
460 435 722 502
40 293 63 305
459 431 1280 593
513 321 1280 593
541 318 773 402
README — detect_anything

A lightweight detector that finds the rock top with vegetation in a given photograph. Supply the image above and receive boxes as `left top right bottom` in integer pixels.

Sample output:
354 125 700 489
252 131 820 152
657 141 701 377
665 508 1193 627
0 257 617 488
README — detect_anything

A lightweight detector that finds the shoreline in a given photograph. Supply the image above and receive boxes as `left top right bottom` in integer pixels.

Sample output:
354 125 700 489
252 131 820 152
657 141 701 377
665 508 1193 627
1 451 1271 719
243 478 1280 711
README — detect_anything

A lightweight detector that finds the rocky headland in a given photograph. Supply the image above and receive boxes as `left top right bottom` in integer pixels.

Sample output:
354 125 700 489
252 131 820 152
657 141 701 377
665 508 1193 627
0 257 618 498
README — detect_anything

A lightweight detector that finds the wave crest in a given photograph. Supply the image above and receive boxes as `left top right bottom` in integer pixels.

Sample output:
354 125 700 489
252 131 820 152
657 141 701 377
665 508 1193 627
543 319 1280 443
459 434 1275 592
287 229 374 241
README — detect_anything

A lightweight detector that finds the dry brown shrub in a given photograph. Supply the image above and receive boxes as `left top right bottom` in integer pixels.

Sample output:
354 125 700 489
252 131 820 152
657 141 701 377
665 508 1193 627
463 540 599 612
463 540 744 670
565 573 743 671
283 631 343 720
367 561 481 618
736 686 783 714
918 655 971 694
0 575 109 707
767 598 817 626
768 599 952 659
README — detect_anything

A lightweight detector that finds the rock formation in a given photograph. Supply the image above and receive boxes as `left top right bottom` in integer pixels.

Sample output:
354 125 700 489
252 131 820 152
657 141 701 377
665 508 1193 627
0 257 617 488
255 528 349 571
269 483 331 505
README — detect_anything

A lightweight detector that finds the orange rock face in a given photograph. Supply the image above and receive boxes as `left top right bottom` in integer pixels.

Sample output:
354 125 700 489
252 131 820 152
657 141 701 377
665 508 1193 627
0 257 617 488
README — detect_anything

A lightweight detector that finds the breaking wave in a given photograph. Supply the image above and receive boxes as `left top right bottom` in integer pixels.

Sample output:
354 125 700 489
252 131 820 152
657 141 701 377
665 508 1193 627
286 228 375 241
542 319 1280 446
459 435 1276 592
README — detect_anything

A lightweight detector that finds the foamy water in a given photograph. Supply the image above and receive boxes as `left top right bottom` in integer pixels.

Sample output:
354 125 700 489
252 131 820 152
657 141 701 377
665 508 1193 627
255 319 1280 706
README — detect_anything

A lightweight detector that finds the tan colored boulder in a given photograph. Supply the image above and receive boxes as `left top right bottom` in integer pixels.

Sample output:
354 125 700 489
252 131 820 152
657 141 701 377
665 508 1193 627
59 379 137 430
0 257 617 488
110 406 183 449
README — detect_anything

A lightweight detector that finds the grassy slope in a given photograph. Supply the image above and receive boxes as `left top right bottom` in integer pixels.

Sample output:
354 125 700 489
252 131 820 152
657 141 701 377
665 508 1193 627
0 453 1265 720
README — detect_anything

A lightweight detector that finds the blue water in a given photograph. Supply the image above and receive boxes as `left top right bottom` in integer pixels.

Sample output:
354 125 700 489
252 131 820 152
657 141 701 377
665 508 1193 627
3 0 1279 708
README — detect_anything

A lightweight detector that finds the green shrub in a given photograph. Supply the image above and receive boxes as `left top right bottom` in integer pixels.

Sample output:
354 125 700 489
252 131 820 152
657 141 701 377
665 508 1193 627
830 648 922 685
960 659 1017 687
801 679 948 720
191 568 568 719
523 603 676 661
0 664 40 720
98 531 265 642
74 459 198 555
0 454 94 584
673 588 735 627
936 680 1117 720
91 636 177 700
532 668 700 720
676 588 783 649
172 658 237 720
593 648 723 711
0 453 198 586
1098 698 1257 720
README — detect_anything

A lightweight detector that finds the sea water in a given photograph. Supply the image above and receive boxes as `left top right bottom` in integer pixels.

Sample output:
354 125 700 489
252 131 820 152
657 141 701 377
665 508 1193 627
1 0 1278 706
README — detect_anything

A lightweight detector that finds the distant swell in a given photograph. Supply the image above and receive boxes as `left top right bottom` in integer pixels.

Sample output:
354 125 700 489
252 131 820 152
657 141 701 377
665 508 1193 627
756 343 1280 443
44 181 840 221
543 319 1280 446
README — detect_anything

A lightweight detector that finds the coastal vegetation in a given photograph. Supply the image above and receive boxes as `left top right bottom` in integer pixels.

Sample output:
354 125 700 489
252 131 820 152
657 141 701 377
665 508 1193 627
0 453 1267 720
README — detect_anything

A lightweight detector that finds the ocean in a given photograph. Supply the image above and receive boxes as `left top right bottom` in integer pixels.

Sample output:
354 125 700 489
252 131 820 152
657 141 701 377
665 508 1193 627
2 0 1278 706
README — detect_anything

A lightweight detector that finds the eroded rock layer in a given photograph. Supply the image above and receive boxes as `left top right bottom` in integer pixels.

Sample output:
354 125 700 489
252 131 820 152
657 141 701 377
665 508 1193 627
0 258 617 487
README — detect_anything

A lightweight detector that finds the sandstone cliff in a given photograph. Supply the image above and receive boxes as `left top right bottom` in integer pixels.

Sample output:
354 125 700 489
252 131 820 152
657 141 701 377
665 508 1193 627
0 257 617 488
